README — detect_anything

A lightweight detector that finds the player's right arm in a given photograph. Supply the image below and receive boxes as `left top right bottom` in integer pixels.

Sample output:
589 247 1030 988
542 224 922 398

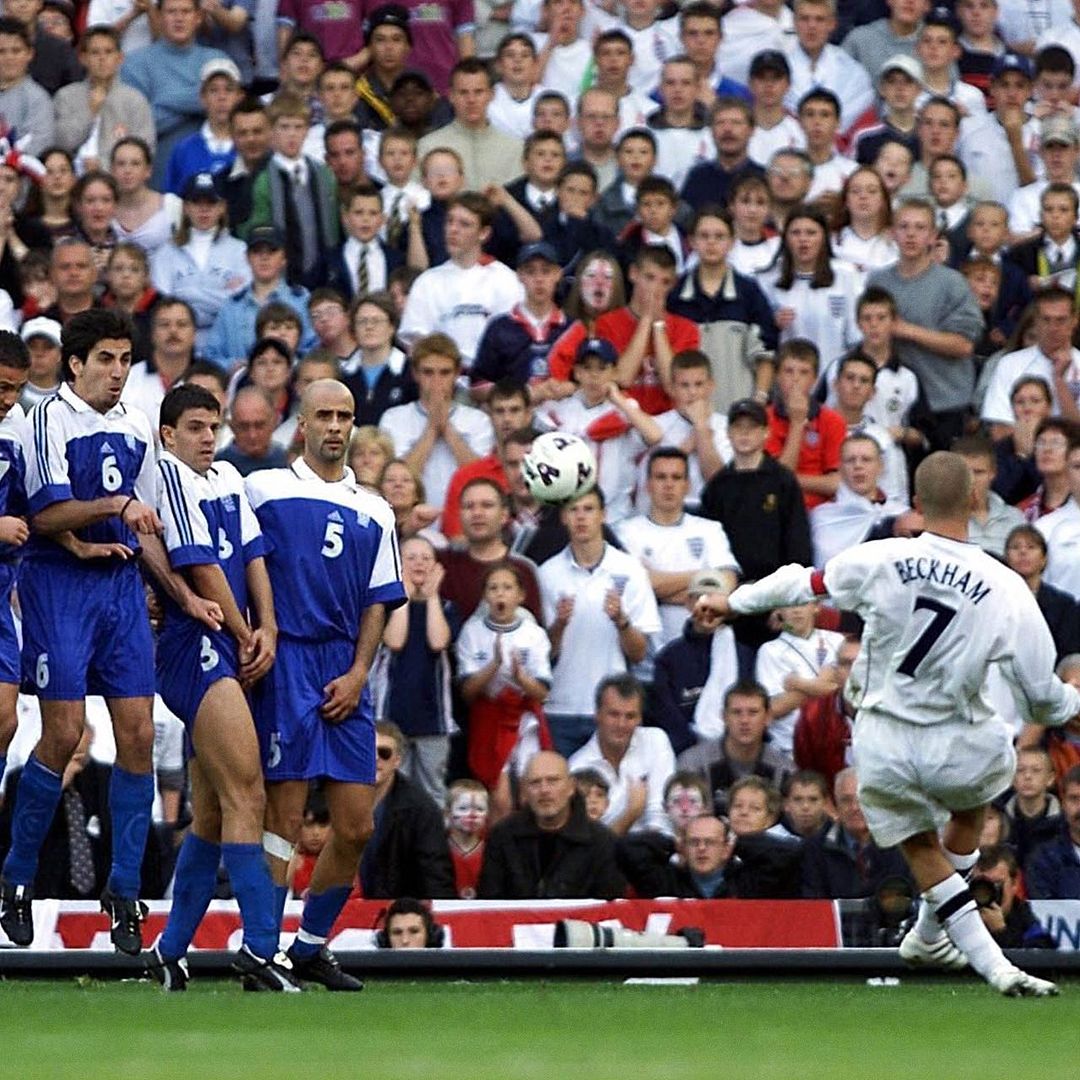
696 563 820 627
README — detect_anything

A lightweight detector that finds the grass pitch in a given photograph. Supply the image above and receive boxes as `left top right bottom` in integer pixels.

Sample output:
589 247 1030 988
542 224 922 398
2 977 1077 1080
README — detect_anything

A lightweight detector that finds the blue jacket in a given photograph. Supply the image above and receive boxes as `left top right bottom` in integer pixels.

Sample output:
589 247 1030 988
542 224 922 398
164 129 236 196
470 307 570 389
1026 825 1080 900
649 622 715 756
204 279 317 370
680 158 765 212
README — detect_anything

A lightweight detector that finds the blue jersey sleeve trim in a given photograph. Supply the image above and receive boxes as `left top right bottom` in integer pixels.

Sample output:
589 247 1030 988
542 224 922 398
168 543 218 569
159 460 197 549
28 482 73 515
242 536 267 563
367 582 408 610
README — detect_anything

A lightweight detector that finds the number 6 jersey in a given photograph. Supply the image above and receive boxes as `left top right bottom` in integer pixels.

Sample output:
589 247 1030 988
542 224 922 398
728 531 1080 730
245 458 405 643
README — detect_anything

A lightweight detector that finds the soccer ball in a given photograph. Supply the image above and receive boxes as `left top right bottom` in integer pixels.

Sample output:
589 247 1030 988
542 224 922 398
522 432 597 505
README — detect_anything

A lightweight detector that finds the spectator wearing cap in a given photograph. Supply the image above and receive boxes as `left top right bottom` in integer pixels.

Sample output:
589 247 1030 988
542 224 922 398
537 336 663 523
3 0 81 95
850 54 924 167
747 50 806 169
361 0 474 97
699 398 812 644
277 0 365 69
243 93 340 290
356 4 413 131
841 0 926 84
398 191 524 371
957 53 1039 205
784 0 875 138
163 58 242 196
0 17 54 156
616 447 740 674
53 26 156 170
914 7 988 119
667 206 777 414
1006 118 1080 237
150 171 250 350
18 316 61 410
417 58 524 189
470 242 569 400
680 97 763 212
121 0 231 187
206 225 316 369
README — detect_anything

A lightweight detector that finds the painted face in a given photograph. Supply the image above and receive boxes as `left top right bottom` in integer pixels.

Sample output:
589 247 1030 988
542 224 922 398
664 784 706 831
449 791 489 835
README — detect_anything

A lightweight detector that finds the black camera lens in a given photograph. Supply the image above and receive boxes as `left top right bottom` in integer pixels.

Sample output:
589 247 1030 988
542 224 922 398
969 877 1003 909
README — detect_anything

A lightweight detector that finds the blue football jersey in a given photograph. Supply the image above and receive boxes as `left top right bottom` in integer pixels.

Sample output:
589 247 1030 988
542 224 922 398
156 451 266 618
245 459 405 642
0 405 28 573
25 382 156 564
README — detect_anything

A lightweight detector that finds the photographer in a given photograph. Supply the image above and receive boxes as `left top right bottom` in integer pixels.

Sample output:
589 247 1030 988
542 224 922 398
972 845 1055 950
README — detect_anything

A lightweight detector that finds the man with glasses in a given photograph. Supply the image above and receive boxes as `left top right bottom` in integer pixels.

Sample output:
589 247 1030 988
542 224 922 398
246 378 406 989
572 88 620 190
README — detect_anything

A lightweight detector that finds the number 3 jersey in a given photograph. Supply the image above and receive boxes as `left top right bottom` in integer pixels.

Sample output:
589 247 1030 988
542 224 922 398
24 382 156 564
244 459 405 644
729 531 1080 729
156 451 265 618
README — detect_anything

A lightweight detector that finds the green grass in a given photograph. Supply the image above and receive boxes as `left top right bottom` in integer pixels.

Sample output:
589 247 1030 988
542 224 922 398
2 978 1078 1080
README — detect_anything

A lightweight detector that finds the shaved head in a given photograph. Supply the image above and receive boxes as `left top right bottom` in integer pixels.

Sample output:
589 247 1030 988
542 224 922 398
300 377 354 417
525 750 568 783
914 451 972 520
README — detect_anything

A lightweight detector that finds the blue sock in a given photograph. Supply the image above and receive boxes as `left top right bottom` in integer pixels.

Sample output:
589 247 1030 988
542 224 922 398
290 885 352 958
274 883 289 930
222 842 278 960
2 755 62 886
158 833 220 961
107 767 154 899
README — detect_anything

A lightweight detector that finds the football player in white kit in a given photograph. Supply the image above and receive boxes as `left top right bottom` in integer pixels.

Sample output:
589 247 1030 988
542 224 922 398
695 452 1080 996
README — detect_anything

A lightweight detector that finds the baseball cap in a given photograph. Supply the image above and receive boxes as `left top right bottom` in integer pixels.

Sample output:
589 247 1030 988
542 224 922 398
1041 116 1079 147
200 57 242 86
390 69 433 95
749 50 790 79
879 54 923 84
687 569 728 597
575 337 618 365
368 3 412 43
516 241 560 269
20 316 61 347
247 225 285 250
991 52 1034 81
180 171 224 201
727 397 767 426
924 6 958 32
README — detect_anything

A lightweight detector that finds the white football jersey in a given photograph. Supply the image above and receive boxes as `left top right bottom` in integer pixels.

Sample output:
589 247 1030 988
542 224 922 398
729 531 1080 729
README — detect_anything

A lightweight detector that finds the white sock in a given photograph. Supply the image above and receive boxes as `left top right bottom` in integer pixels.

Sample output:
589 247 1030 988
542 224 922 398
925 872 1008 979
914 848 979 942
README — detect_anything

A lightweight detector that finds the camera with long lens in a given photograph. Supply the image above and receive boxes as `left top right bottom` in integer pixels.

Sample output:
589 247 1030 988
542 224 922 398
969 877 1004 909
553 920 705 949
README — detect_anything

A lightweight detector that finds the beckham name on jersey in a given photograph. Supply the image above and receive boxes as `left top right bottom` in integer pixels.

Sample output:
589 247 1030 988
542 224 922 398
892 557 992 605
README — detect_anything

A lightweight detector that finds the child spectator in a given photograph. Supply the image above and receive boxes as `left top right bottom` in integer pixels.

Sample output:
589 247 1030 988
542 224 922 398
851 55 922 167
17 316 62 410
964 200 1032 336
572 768 611 823
381 535 460 807
766 338 847 508
930 155 972 267
445 779 490 899
287 791 333 897
378 127 430 252
1005 182 1080 294
727 172 780 277
960 256 1008 360
340 290 416 428
505 129 568 224
540 162 617 273
1003 746 1064 869
617 175 690 276
488 33 542 141
456 563 552 790
873 138 915 200
593 127 657 238
799 88 857 204
1030 45 1080 133
754 601 843 757
327 182 403 302
915 6 988 117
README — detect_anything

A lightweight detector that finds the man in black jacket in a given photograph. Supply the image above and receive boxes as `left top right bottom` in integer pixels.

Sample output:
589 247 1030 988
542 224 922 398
358 722 457 899
478 751 625 899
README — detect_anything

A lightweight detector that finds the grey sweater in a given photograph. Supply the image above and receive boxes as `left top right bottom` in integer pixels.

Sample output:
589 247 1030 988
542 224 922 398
0 77 55 156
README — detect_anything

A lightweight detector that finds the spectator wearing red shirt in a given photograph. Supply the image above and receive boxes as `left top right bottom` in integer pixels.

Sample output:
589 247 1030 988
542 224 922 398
277 0 366 68
793 635 860 793
442 381 532 541
765 338 846 508
547 245 700 415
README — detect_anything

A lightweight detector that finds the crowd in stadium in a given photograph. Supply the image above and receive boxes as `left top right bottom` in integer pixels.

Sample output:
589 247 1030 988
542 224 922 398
0 0 1078 967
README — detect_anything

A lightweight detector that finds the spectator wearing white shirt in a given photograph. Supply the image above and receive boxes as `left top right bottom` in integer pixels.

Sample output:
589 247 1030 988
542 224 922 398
720 0 794 86
799 88 858 203
568 674 676 835
539 487 662 756
532 0 593 100
981 285 1080 437
617 446 740 656
915 7 988 118
811 432 915 567
1006 117 1080 237
647 56 715 191
621 0 680 96
379 333 495 513
398 191 525 371
747 49 806 169
831 167 900 281
590 29 656 137
488 34 544 141
784 0 875 138
1036 439 1080 599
